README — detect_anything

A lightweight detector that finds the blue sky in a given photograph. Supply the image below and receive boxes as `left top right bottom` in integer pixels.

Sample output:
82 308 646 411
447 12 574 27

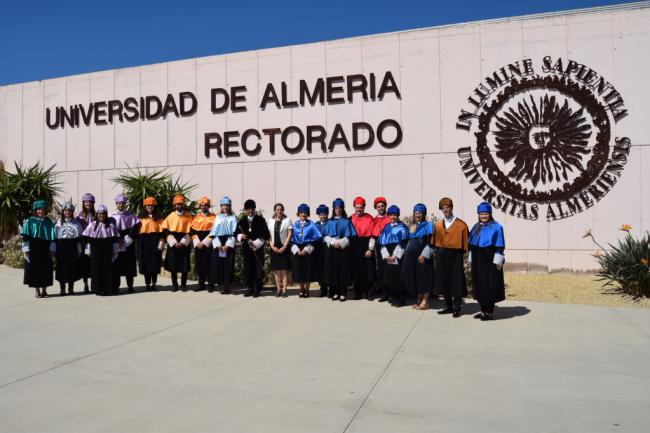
0 0 635 85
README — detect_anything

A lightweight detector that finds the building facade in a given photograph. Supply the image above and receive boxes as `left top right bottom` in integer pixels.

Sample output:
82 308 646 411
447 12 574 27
1 3 649 271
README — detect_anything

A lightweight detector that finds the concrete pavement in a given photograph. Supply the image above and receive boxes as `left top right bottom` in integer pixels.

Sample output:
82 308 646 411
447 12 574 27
0 265 648 433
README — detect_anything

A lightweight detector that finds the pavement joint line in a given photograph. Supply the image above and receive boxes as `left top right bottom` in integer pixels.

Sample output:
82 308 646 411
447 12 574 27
341 312 424 433
609 307 650 340
0 299 248 390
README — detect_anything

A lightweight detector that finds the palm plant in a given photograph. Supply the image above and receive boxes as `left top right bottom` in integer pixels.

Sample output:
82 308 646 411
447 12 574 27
111 166 198 217
0 162 61 240
595 229 650 299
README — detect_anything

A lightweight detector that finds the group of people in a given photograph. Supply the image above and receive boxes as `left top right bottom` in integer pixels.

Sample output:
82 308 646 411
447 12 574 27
19 193 506 320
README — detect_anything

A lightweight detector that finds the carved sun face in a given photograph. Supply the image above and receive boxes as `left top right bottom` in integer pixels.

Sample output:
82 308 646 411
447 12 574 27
492 93 592 188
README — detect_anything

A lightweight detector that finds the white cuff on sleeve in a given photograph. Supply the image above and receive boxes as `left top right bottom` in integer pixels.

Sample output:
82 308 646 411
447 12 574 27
202 236 212 248
225 237 236 249
23 252 30 263
493 253 505 266
323 236 333 247
393 244 404 259
166 235 177 247
304 244 314 255
421 245 433 259
381 246 389 259
212 237 222 249
179 235 190 246
237 233 244 242
85 244 91 256
124 234 133 247
368 238 376 250
21 241 30 252
291 244 299 255
252 238 265 250
157 239 164 250
338 237 350 249
49 242 57 254
467 251 472 263
192 238 200 248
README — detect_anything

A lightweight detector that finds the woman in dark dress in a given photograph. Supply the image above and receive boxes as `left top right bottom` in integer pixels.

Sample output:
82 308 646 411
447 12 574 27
378 205 409 307
267 203 292 297
208 196 238 294
321 198 357 302
82 205 120 296
290 204 322 298
76 193 96 293
54 202 84 296
402 203 435 310
137 197 164 291
21 199 56 298
468 202 506 321
314 204 330 298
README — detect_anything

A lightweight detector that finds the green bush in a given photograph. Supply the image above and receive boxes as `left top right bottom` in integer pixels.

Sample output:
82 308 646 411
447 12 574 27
111 166 197 217
595 229 650 299
0 235 25 268
0 162 61 241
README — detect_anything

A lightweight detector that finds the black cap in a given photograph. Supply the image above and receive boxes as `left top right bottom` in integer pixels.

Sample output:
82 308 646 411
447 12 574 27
244 199 256 210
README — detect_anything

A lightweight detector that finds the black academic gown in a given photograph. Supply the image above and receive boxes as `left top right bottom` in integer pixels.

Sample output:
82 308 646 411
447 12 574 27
113 223 139 278
402 236 434 296
23 239 54 288
237 215 270 292
470 245 505 307
85 236 118 296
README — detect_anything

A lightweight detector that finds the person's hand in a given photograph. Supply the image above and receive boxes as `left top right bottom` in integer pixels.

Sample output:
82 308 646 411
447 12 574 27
220 246 227 252
240 234 248 241
495 264 503 271
197 242 204 249
175 243 182 249
386 256 396 263
364 250 373 258
418 255 425 264
279 246 286 253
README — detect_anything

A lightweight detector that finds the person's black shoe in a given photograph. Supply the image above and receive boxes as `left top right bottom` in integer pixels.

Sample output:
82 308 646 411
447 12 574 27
128 288 134 293
145 285 151 292
481 313 493 321
474 312 484 319
378 295 389 303
438 307 454 315
319 290 327 298
252 291 260 298
181 286 188 292
172 286 179 292
222 287 231 295
452 308 462 318
244 290 253 297
339 296 346 302
195 285 204 292
207 285 214 293
151 285 158 292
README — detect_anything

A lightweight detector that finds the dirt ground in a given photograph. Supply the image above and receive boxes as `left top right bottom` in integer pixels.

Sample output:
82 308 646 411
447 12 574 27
504 272 650 309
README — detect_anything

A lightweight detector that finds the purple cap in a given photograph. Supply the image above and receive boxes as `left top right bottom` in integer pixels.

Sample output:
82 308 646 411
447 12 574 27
81 193 95 203
115 194 127 203
96 205 108 214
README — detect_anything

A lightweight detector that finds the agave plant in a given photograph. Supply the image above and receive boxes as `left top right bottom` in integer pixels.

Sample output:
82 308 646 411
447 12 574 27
0 162 61 240
595 229 650 300
111 166 198 217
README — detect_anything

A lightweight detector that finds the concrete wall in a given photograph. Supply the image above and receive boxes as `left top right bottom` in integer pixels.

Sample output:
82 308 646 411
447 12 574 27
1 4 649 271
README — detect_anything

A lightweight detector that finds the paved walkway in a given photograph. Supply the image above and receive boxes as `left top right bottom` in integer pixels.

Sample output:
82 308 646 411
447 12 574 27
0 265 648 433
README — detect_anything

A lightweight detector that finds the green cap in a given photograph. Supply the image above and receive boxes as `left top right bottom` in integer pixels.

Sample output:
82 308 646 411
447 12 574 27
32 199 47 211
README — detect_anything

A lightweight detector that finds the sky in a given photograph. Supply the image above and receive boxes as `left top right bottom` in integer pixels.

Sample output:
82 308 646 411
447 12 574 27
0 0 637 85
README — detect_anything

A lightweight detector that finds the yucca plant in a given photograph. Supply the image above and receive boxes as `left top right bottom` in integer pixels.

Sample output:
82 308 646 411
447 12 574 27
111 166 197 217
585 226 650 299
595 229 650 299
0 162 61 241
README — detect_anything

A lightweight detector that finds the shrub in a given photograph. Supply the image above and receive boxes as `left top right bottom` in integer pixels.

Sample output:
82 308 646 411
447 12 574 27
111 166 197 217
0 162 61 241
0 235 25 268
586 226 650 299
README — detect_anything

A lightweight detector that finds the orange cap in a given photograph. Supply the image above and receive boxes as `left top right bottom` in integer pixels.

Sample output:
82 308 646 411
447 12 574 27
143 196 157 206
172 195 185 205
198 196 211 206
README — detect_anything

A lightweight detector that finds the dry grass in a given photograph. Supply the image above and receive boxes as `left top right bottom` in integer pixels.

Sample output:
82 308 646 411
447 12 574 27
505 272 650 309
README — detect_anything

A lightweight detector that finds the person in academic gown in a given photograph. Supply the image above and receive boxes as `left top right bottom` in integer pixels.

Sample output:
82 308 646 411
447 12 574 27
321 198 357 302
290 204 323 298
350 196 377 300
207 196 238 294
314 204 331 298
21 199 56 298
267 203 293 297
75 193 96 293
434 197 469 317
237 199 271 297
111 194 140 293
378 205 409 307
137 197 164 291
54 201 84 296
190 197 216 292
162 194 194 292
468 202 506 321
82 205 120 296
402 203 435 310
371 196 390 302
